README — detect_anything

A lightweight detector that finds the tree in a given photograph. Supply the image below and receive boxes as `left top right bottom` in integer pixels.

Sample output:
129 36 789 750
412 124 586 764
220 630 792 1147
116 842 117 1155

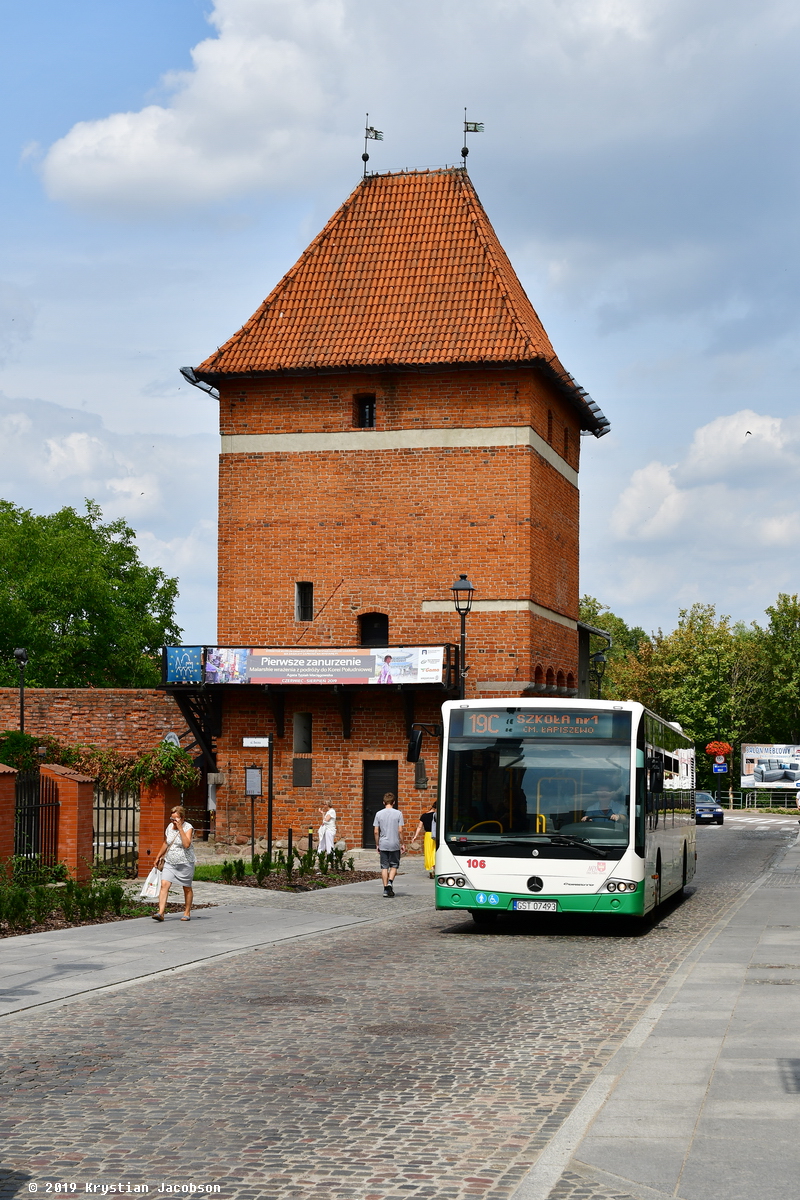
610 604 768 790
579 596 650 699
0 500 181 687
759 594 800 742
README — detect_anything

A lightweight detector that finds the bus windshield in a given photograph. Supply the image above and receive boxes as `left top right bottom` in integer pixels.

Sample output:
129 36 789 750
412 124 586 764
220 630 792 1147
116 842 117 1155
444 709 633 852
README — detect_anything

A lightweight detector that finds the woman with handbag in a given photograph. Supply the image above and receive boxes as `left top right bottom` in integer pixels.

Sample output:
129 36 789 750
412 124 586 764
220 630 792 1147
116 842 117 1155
412 800 437 878
152 805 196 922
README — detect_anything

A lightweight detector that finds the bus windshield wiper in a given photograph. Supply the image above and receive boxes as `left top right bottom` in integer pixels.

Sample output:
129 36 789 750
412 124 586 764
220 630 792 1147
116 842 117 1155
545 835 608 858
450 835 608 858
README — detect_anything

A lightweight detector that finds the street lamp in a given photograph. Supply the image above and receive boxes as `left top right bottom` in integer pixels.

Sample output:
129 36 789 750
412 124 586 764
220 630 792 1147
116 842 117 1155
589 651 607 700
450 574 475 700
14 648 28 734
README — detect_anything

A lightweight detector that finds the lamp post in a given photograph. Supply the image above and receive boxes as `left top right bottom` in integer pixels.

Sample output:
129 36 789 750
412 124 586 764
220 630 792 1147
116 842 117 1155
14 648 28 734
589 651 607 700
450 574 475 700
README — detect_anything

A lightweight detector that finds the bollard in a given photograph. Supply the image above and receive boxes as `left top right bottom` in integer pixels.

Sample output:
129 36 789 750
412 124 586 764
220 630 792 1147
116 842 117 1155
308 827 314 855
287 828 293 860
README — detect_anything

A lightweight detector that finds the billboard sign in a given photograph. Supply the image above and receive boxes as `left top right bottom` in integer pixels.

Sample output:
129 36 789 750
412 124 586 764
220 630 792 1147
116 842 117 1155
741 744 800 789
165 646 448 687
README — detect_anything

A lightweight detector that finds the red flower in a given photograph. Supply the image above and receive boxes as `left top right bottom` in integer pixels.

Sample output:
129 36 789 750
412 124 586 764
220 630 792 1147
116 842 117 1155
705 741 732 756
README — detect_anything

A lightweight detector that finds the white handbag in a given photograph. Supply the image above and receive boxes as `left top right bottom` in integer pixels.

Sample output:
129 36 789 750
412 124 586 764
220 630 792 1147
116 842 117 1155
139 866 163 900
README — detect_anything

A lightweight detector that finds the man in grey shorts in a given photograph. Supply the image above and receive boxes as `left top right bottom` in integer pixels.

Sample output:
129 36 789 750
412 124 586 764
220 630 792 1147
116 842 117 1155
373 792 405 898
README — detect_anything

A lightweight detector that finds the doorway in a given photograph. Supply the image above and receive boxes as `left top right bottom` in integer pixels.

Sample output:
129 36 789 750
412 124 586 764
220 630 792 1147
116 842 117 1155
362 761 399 847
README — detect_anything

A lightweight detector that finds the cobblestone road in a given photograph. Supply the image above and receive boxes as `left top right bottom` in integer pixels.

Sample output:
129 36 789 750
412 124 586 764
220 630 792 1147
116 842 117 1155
0 819 793 1200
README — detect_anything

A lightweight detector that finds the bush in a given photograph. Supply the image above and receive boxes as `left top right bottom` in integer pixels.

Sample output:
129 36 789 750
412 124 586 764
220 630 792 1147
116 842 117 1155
220 861 235 884
3 886 31 929
30 885 55 924
106 881 125 916
59 883 78 923
234 858 245 881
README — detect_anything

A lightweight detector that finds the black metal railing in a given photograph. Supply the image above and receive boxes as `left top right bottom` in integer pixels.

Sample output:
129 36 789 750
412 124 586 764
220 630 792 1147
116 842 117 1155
14 770 60 877
93 786 140 876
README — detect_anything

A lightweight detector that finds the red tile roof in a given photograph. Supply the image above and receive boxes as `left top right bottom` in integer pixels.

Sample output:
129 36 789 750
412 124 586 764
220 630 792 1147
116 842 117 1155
195 168 608 435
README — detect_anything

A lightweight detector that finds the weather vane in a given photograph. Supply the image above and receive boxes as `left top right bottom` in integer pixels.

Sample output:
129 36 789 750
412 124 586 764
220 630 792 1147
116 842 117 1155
462 109 484 167
363 113 383 178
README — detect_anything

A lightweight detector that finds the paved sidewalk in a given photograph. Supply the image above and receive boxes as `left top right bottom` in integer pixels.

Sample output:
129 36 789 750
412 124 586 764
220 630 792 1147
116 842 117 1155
514 831 800 1200
0 859 433 1019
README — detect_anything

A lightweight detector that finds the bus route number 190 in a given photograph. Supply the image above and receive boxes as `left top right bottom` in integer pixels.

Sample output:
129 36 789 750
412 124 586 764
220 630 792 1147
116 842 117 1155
467 859 486 868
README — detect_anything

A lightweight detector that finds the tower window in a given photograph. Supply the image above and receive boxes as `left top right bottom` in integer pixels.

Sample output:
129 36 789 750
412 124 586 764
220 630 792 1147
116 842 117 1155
354 394 376 428
359 612 389 646
295 581 314 622
293 712 313 753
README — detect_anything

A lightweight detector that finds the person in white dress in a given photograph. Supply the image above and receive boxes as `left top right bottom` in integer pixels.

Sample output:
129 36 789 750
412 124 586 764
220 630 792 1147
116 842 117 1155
153 805 196 922
317 806 337 854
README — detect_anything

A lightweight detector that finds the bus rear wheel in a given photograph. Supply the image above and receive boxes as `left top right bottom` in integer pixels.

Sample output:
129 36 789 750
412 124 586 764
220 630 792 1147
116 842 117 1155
471 910 497 926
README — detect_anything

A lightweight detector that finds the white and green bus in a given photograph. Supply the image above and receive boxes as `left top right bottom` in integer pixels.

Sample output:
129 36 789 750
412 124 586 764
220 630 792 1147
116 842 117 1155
433 699 696 923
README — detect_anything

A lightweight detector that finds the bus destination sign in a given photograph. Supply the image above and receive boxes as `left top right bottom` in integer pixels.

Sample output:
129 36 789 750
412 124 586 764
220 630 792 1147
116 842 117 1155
450 709 629 740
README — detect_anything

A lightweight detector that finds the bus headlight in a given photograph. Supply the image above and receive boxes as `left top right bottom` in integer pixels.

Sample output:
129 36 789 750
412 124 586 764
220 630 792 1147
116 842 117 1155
606 879 637 893
437 875 467 888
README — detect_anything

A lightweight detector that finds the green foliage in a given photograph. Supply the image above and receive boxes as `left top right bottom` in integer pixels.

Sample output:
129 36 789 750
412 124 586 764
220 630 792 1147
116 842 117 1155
0 732 200 794
582 597 800 790
0 731 43 771
59 882 78 923
125 742 201 793
579 597 650 688
29 885 54 924
760 594 800 742
252 852 272 884
0 498 181 688
106 881 125 915
220 861 235 884
233 857 246 881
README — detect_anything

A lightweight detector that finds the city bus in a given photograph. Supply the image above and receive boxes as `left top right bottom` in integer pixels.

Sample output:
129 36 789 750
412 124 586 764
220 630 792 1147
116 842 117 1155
432 698 696 923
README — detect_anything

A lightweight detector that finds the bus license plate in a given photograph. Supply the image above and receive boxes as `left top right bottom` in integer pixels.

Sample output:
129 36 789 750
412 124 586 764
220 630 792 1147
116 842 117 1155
513 899 558 912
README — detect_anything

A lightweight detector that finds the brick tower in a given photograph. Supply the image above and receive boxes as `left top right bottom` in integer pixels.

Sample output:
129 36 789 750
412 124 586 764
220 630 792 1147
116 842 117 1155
184 167 609 847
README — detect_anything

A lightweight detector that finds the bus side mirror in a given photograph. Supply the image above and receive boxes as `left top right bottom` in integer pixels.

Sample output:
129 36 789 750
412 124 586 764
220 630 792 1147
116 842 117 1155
407 729 424 763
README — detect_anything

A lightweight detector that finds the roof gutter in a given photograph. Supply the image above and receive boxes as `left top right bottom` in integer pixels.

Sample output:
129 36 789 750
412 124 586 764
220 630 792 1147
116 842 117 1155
180 366 220 400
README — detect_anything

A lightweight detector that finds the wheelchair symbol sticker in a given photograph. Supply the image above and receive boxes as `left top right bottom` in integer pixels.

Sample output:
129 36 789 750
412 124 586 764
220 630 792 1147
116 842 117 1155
488 893 499 905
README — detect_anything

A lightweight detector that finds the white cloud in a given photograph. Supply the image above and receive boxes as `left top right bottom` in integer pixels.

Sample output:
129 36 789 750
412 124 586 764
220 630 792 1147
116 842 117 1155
41 0 352 214
585 408 800 629
40 0 800 221
0 392 217 642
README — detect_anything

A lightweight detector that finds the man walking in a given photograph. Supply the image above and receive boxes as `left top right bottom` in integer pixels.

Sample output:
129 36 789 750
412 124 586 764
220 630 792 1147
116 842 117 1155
373 792 405 898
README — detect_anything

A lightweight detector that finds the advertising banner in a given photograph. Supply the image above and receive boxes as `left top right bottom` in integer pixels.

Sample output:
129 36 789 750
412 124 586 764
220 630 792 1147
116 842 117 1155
165 647 203 684
166 646 447 686
741 744 800 789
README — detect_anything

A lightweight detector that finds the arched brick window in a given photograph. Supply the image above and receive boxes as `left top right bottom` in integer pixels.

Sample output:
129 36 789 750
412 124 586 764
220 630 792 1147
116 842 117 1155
359 612 389 646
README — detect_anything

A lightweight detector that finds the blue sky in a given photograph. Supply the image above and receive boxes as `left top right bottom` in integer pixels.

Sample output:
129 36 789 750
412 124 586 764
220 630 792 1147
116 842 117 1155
3 0 800 642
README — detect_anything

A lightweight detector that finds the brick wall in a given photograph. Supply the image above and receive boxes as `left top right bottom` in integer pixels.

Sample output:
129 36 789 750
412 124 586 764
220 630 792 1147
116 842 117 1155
217 365 580 690
0 689 183 751
213 687 444 849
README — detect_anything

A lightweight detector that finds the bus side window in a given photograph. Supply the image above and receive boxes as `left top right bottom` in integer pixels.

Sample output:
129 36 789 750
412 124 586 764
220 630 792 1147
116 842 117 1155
635 764 646 856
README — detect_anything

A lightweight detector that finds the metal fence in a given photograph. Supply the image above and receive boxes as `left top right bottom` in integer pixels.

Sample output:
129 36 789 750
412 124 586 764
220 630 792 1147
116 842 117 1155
705 788 800 810
93 786 140 876
14 770 60 876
